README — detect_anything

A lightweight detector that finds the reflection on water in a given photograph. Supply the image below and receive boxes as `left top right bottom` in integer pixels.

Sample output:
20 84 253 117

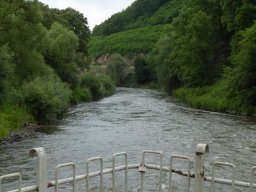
0 88 255 191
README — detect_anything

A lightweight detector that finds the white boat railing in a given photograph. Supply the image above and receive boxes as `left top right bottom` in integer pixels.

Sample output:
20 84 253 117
0 144 256 192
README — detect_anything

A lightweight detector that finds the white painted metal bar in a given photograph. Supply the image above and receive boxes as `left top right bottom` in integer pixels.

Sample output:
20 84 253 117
112 152 128 192
55 162 76 192
140 150 163 192
169 155 191 192
195 144 209 192
204 176 256 188
211 161 235 192
28 147 47 192
0 173 22 192
5 185 37 192
250 166 256 192
86 157 103 192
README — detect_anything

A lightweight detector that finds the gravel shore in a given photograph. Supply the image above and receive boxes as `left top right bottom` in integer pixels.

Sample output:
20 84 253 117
0 123 44 146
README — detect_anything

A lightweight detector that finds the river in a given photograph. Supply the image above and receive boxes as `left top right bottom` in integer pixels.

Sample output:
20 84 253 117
0 88 256 191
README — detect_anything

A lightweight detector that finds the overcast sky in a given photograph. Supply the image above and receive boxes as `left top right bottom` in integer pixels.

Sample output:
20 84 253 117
39 0 136 30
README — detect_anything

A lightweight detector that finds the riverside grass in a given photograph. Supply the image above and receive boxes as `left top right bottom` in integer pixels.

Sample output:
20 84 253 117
174 79 256 115
0 105 34 138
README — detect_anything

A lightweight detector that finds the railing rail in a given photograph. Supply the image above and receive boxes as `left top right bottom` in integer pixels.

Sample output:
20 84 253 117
1 144 256 192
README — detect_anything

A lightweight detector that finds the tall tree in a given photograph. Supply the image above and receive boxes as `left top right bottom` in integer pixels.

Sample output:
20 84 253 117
227 22 256 113
0 0 47 81
43 22 80 87
58 8 90 55
169 8 216 86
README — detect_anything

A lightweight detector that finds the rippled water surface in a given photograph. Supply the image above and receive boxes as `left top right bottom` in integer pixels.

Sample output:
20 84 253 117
0 88 256 191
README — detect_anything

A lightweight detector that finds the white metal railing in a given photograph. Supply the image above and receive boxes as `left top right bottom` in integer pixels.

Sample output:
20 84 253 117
0 144 256 192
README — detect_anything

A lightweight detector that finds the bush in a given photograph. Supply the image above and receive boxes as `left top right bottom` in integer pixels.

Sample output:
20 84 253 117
80 72 116 100
21 76 72 123
134 56 153 84
98 75 116 96
70 87 93 104
106 54 130 86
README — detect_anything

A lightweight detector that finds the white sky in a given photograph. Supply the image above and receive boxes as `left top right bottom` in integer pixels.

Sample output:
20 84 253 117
39 0 136 30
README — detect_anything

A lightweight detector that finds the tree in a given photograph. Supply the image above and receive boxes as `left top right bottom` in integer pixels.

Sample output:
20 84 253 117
0 45 14 104
150 36 180 92
107 54 129 86
169 8 216 86
44 22 80 87
134 56 153 84
0 0 47 81
58 8 90 54
220 0 243 32
227 22 256 113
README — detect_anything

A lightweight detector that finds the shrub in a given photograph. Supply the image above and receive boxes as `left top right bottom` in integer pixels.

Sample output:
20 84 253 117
134 56 153 84
98 75 116 96
21 76 72 123
80 72 116 100
106 54 130 86
70 87 93 104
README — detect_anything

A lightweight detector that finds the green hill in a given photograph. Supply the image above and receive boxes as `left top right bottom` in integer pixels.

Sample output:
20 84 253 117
90 0 183 57
92 0 172 36
89 24 170 57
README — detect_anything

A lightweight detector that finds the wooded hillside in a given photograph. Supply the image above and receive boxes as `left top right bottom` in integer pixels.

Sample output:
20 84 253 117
90 0 256 115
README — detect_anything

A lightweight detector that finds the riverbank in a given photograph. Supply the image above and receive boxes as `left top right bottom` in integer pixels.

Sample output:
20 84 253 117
174 86 256 116
0 123 44 146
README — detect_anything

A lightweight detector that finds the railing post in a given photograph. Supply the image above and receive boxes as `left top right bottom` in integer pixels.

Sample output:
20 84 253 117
195 144 209 192
29 147 48 192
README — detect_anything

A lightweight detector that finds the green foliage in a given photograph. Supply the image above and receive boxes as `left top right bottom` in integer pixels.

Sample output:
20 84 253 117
0 45 14 104
149 36 180 93
80 72 116 100
134 56 153 84
0 0 115 138
168 8 217 86
226 22 256 115
90 25 170 57
58 8 90 54
0 116 9 138
235 2 256 31
127 0 184 29
106 54 130 86
174 80 230 112
43 22 80 87
0 105 34 138
92 0 172 36
40 4 90 55
0 0 47 82
21 76 72 123
220 0 243 32
70 87 93 104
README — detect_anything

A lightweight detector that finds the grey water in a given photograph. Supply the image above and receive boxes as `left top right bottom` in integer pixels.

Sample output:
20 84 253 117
0 88 256 191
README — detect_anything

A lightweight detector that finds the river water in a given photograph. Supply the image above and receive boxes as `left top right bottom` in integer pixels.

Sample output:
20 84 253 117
0 88 256 191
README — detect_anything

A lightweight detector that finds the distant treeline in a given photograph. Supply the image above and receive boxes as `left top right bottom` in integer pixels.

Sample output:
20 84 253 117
90 0 256 115
0 0 116 138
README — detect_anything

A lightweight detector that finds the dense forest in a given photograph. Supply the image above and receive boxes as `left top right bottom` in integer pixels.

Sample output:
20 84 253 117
90 0 256 116
1 0 256 139
0 0 116 138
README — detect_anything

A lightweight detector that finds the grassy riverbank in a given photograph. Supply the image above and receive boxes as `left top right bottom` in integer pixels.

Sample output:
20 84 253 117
174 80 256 116
0 106 34 138
0 73 116 139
